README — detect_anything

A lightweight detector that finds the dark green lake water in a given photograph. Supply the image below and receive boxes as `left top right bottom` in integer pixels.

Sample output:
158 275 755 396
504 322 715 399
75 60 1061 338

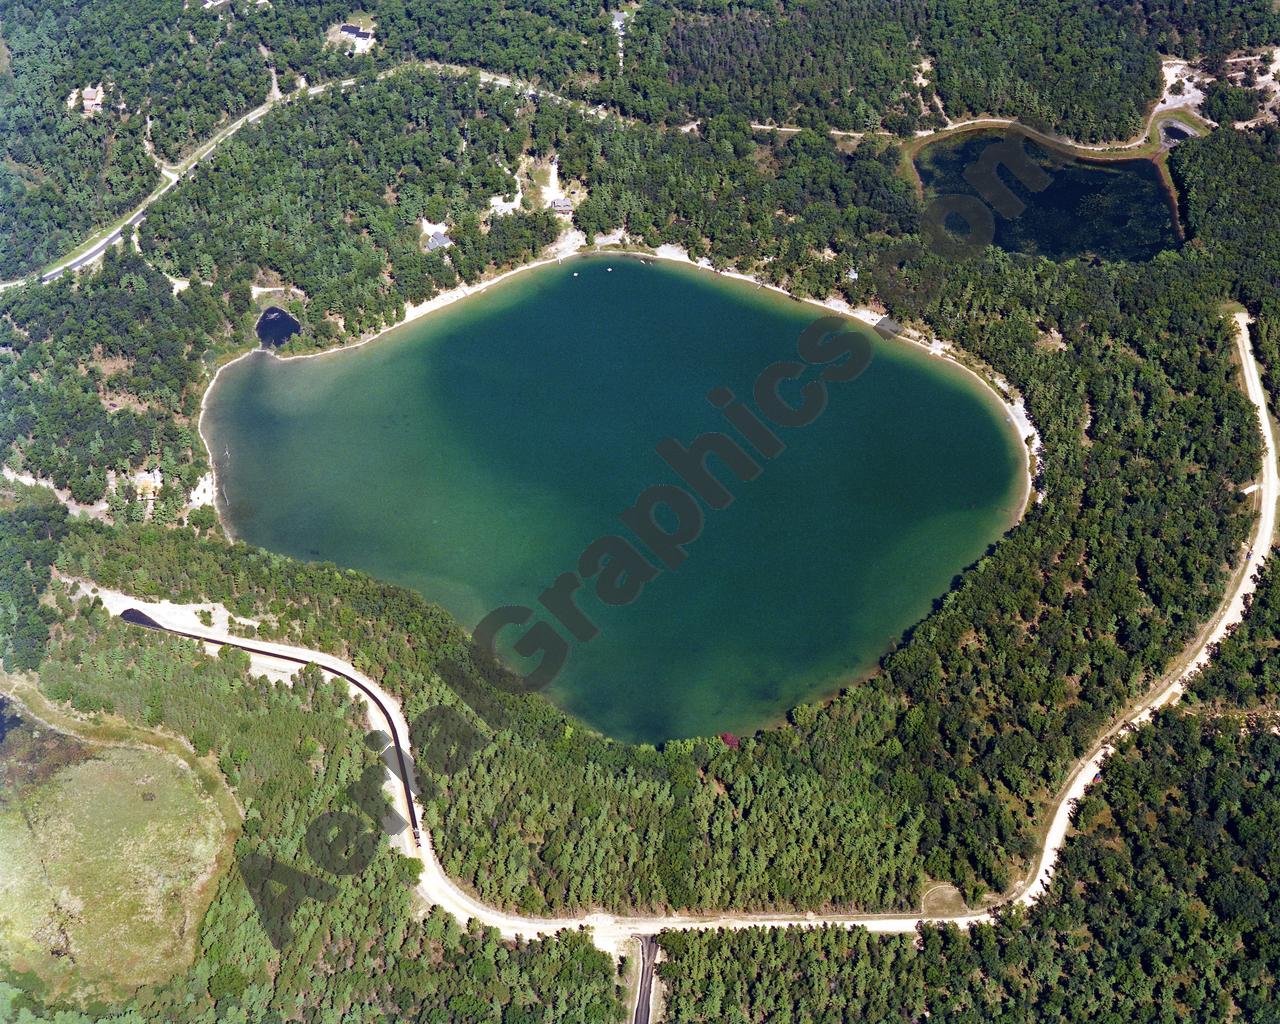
916 129 1179 261
205 257 1024 743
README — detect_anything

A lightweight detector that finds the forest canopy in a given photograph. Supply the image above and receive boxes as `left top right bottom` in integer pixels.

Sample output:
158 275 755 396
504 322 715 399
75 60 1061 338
6 71 1279 915
4 1 1280 1019
4 0 1278 278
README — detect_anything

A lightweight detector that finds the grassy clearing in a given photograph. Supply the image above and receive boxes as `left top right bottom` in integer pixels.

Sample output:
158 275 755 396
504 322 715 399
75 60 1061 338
0 676 241 828
0 729 227 1005
919 882 968 916
527 161 552 208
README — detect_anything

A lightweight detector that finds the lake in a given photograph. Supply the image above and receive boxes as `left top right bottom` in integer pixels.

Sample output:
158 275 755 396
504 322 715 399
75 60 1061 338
204 257 1026 743
915 128 1180 261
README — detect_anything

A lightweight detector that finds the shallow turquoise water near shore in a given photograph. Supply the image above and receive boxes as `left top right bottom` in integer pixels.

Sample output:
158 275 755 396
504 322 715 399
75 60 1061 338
205 257 1025 743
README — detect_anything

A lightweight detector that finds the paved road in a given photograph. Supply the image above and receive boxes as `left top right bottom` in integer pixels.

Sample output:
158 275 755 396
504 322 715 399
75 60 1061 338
39 204 156 286
100 585 983 951
117 607 422 845
632 935 659 1024
0 206 140 292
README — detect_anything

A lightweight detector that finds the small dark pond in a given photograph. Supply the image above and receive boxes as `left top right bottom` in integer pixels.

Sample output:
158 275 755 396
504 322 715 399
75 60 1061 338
256 307 301 347
0 696 17 746
916 128 1180 261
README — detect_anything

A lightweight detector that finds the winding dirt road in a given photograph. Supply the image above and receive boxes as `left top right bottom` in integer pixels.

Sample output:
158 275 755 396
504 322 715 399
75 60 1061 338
91 308 1276 951
83 312 1274 1024
0 50 1220 296
1012 313 1276 908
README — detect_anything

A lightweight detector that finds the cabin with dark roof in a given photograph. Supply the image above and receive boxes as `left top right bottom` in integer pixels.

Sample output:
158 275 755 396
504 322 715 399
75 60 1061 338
337 22 376 55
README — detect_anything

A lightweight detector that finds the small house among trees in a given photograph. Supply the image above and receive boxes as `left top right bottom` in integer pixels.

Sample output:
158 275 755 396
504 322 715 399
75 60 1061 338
81 85 104 115
339 23 376 55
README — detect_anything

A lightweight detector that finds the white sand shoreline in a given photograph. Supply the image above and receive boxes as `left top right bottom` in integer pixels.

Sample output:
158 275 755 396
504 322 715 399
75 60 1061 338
638 241 1041 506
198 228 1041 533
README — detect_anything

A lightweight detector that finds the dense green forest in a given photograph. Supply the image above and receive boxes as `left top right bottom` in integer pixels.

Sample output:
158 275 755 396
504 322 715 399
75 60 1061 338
1170 123 1280 306
140 71 558 341
605 0 924 130
0 0 274 278
7 77 1276 915
0 483 65 671
5 0 1278 279
1200 81 1265 125
0 0 602 279
0 0 270 162
545 107 917 292
0 2 157 279
0 245 231 506
608 0 1280 138
656 709 1280 1022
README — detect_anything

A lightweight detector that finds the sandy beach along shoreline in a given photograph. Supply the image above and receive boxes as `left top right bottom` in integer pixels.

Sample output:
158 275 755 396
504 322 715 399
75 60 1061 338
640 241 1041 508
197 227 1041 533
